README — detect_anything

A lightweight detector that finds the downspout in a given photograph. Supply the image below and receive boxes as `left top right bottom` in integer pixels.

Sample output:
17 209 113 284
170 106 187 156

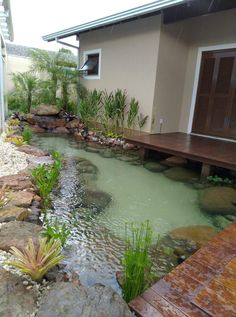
0 38 5 132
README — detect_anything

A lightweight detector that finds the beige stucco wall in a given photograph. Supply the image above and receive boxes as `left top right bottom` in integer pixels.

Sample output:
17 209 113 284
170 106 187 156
79 15 161 132
179 9 236 133
6 55 32 92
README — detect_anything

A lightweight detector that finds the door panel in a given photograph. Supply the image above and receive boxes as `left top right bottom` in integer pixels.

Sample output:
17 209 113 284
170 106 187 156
192 49 236 139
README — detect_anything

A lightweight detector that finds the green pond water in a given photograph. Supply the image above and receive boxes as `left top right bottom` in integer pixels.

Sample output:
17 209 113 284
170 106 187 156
33 134 214 292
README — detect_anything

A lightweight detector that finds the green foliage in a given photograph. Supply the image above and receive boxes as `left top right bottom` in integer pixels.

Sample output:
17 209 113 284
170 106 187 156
22 127 33 144
5 136 26 146
31 151 62 209
79 89 102 127
8 238 64 282
127 98 139 129
11 71 39 113
137 113 149 130
207 175 234 186
7 93 28 113
122 220 153 302
42 222 71 247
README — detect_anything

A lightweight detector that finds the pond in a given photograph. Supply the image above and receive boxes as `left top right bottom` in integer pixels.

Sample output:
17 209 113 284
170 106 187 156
33 134 214 293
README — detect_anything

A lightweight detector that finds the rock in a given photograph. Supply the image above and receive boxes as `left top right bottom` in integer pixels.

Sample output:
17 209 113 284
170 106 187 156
168 225 218 248
86 147 100 153
212 215 232 230
199 187 236 215
161 156 188 167
0 174 34 191
116 155 139 163
123 143 135 150
0 268 38 317
17 144 48 157
143 161 167 173
65 119 80 129
36 282 133 317
26 113 36 125
99 148 114 158
30 125 45 133
34 116 66 129
53 127 70 134
0 221 41 251
0 206 28 222
82 190 112 212
32 104 60 116
164 167 199 182
27 155 54 168
77 160 98 174
10 191 34 207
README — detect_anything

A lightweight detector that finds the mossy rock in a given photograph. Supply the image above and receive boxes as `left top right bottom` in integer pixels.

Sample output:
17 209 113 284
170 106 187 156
164 167 199 183
199 187 236 215
116 155 139 163
85 147 100 154
77 159 98 174
160 156 188 167
99 149 114 159
212 215 232 230
168 225 218 248
81 190 112 212
143 161 167 173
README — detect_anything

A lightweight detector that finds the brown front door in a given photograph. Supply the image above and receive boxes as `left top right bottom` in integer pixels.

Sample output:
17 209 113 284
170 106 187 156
192 49 236 139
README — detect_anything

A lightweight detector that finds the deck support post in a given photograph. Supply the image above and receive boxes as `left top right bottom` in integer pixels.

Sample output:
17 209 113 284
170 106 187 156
139 147 149 160
201 163 211 179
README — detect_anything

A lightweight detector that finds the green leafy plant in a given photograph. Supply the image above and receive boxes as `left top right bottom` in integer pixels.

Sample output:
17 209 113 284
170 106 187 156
137 113 148 131
79 89 102 128
8 238 64 282
22 127 33 144
31 151 62 209
42 222 71 246
6 136 26 146
207 175 234 186
122 220 153 302
127 98 139 129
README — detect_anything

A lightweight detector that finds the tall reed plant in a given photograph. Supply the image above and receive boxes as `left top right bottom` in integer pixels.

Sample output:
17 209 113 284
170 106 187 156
122 220 153 302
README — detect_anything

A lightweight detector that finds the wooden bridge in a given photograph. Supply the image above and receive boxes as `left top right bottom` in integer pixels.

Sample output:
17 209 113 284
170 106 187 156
129 222 236 317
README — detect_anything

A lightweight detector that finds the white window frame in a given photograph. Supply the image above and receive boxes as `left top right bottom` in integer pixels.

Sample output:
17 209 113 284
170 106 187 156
188 43 236 135
82 48 101 80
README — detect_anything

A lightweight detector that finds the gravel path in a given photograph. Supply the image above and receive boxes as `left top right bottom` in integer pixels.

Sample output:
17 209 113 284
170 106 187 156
0 137 32 177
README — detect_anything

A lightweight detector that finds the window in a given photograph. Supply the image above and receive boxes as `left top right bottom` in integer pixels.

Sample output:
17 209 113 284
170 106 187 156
80 49 101 79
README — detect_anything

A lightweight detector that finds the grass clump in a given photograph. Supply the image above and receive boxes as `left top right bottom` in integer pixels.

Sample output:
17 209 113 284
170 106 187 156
42 221 70 247
31 150 62 209
122 220 153 302
22 126 33 144
8 238 64 282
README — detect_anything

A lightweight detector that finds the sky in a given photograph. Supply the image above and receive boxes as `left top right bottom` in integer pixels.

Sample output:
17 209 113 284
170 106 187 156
10 0 154 52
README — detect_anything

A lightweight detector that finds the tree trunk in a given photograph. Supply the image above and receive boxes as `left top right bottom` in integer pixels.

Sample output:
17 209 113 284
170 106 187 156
27 91 32 113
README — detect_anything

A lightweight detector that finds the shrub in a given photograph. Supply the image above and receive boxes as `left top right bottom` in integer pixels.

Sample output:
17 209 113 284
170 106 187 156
8 238 64 282
22 127 33 144
42 222 71 247
207 175 234 186
122 220 153 302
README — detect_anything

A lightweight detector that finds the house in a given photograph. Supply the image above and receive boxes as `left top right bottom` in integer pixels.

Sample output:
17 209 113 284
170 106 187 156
43 0 236 141
0 0 13 131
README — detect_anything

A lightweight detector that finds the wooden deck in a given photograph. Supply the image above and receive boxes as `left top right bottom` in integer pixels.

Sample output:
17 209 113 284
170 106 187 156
129 222 236 317
125 132 236 171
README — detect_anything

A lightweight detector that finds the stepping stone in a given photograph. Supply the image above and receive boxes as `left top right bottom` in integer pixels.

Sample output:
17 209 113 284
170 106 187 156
164 167 199 183
144 161 167 173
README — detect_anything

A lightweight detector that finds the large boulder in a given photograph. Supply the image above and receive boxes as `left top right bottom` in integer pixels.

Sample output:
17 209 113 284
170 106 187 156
168 225 218 248
0 221 41 252
164 167 199 182
199 187 236 215
10 190 34 207
143 161 167 173
0 268 38 317
53 127 70 134
32 104 60 116
26 113 36 125
0 206 28 222
82 190 112 212
34 116 66 129
36 282 133 317
17 144 48 157
65 119 80 129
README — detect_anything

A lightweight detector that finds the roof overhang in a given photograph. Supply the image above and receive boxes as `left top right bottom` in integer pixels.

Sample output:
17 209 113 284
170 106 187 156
43 0 186 42
0 0 13 42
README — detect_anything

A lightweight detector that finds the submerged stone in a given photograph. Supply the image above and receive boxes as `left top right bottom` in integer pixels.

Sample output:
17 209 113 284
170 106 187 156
161 156 188 167
168 225 218 248
36 282 133 317
199 187 236 215
99 148 114 159
143 161 167 173
164 167 199 183
81 190 112 212
77 160 98 174
116 155 139 163
212 215 232 230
